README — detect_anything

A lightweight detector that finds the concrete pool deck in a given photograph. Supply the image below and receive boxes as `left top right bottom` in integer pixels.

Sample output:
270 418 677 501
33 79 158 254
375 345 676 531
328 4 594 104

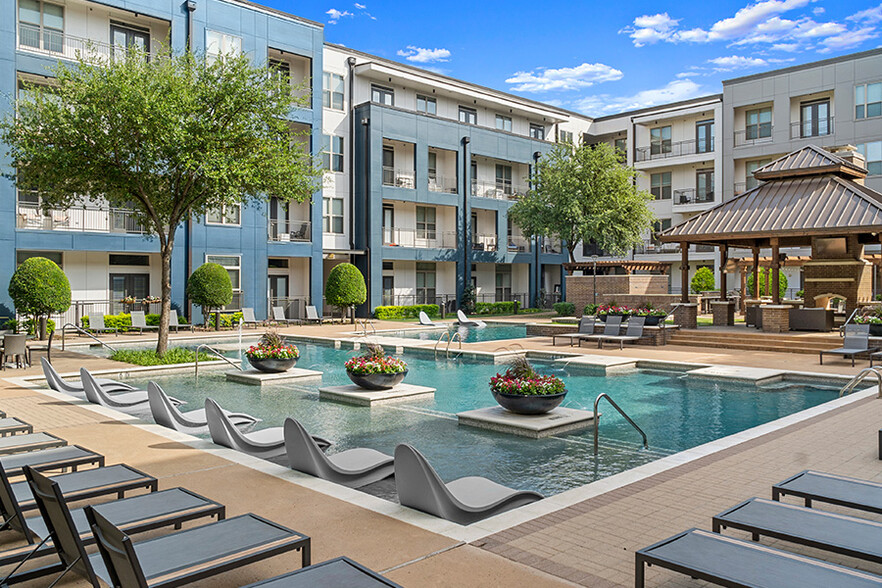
4 321 882 586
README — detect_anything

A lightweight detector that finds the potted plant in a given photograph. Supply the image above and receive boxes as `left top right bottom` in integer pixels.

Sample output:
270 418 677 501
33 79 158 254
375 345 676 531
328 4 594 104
245 330 299 373
596 304 632 322
489 357 567 415
855 311 882 336
344 344 408 390
635 307 668 326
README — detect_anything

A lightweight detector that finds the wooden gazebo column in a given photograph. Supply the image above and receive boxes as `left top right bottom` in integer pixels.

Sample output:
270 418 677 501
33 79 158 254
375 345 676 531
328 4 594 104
771 238 781 305
752 247 760 299
680 242 689 303
712 244 735 326
719 245 728 301
674 241 697 329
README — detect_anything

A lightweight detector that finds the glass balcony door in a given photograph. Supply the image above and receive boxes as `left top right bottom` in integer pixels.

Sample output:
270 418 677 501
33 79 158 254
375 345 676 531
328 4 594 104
801 100 830 138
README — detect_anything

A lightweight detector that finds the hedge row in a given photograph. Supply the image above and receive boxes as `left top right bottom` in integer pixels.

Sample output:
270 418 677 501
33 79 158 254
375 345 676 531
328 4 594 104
373 304 440 320
474 301 519 315
553 302 575 316
3 318 57 335
81 313 189 332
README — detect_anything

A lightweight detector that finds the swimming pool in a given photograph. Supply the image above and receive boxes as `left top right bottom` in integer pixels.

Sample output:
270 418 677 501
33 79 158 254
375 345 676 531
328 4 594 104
375 323 529 343
113 341 840 497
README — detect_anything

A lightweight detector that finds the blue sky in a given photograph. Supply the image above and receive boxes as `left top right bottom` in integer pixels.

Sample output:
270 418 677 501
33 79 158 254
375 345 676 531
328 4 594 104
261 0 882 117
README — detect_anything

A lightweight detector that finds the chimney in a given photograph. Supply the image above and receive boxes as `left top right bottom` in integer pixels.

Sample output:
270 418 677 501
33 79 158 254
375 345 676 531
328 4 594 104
825 144 867 185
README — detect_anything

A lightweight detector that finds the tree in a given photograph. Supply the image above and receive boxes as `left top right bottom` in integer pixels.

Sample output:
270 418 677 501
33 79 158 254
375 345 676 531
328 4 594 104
325 263 366 324
1 47 319 354
690 267 716 294
8 257 71 340
747 268 788 299
186 263 233 329
508 142 655 263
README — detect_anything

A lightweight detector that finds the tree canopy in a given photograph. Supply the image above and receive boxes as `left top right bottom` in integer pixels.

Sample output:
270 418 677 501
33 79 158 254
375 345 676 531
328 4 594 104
1 46 320 352
508 142 655 262
186 262 233 325
325 263 367 322
8 257 71 339
690 267 716 294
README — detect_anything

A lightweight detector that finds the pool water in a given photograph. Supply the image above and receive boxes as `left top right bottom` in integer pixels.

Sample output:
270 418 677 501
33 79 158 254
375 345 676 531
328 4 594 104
118 341 839 497
377 323 529 343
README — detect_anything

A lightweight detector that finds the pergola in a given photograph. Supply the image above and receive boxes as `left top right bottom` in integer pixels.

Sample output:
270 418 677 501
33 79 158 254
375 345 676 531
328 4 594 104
563 260 671 275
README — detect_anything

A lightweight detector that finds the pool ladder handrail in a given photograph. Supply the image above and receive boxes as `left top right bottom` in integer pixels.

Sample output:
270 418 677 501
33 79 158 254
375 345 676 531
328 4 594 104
59 323 117 353
447 331 463 359
194 343 243 381
593 393 648 455
356 318 376 337
839 366 882 398
434 331 450 358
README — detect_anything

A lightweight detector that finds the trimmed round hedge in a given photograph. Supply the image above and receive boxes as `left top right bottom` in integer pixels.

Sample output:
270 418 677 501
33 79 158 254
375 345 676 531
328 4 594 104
325 263 367 309
8 257 71 318
186 262 233 312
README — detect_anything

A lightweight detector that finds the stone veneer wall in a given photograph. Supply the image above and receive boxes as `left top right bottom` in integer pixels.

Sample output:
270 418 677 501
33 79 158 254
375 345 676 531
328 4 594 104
566 275 681 315
803 235 873 315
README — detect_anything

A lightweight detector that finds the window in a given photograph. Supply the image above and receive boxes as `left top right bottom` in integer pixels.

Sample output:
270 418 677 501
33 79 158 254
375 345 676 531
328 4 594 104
206 255 241 291
857 142 882 176
495 264 512 301
530 124 545 140
800 100 831 138
496 115 512 132
18 0 64 53
268 258 288 269
110 22 150 60
371 85 394 106
695 120 714 153
856 82 882 119
558 130 573 144
322 197 344 233
650 172 671 200
322 72 344 110
459 106 477 125
652 219 672 244
427 151 437 181
416 94 436 115
322 134 344 172
382 147 394 185
614 137 627 162
206 30 241 63
416 206 436 240
415 262 436 304
696 169 714 203
745 158 772 190
109 254 149 266
495 164 512 195
205 204 241 225
745 107 772 140
650 126 671 155
16 250 62 267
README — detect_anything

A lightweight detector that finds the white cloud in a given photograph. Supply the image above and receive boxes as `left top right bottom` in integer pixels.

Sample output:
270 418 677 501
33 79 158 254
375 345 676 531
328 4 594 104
354 2 366 8
707 55 769 71
620 13 680 46
396 46 451 63
848 5 882 24
818 27 880 52
571 79 704 116
703 0 810 41
812 6 825 15
325 8 353 23
771 42 800 51
505 62 624 92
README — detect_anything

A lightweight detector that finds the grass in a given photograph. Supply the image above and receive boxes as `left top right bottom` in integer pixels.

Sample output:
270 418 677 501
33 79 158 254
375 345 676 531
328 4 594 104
109 347 214 366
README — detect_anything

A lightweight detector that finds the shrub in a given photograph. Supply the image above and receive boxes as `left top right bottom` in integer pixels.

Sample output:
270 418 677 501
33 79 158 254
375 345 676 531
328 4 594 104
461 284 477 314
186 263 233 327
553 302 575 316
8 257 71 339
517 307 546 314
82 312 189 332
475 301 519 315
373 304 439 320
690 267 716 294
325 263 367 321
583 304 599 316
108 347 213 366
746 268 788 299
4 318 56 335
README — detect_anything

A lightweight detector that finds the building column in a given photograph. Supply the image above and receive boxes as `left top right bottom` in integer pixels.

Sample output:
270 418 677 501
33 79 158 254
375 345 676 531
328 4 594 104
458 137 472 306
771 238 780 305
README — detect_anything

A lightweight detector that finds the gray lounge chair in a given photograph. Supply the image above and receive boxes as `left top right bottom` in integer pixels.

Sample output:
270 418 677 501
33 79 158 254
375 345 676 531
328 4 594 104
243 556 403 587
579 315 623 347
148 382 259 435
0 432 66 456
551 316 596 346
0 445 104 477
820 324 879 366
2 334 29 369
713 497 882 565
305 305 324 324
205 399 329 460
41 357 136 396
418 311 438 326
597 316 646 350
635 528 882 588
87 314 117 336
241 307 262 328
272 306 302 326
81 368 183 412
129 310 158 335
773 470 882 514
457 309 486 327
168 311 194 332
0 418 32 437
394 444 543 525
284 417 393 488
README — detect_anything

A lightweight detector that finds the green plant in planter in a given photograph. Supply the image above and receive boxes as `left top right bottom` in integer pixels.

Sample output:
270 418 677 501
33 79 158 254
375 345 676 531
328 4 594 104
8 257 71 340
583 303 599 316
489 357 565 396
344 344 407 375
325 263 367 324
245 329 299 360
186 263 232 330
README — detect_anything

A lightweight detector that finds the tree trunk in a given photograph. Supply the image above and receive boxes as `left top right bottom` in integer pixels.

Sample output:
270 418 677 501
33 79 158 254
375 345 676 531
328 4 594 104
568 246 577 264
38 316 47 341
156 242 174 356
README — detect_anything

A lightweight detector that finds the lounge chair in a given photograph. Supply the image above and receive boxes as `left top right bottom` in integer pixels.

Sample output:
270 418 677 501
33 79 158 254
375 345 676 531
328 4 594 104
418 311 438 326
551 316 596 346
284 417 393 488
596 316 646 350
241 307 262 328
87 314 117 336
457 309 486 328
272 306 302 326
0 445 104 477
773 470 882 514
578 315 623 347
305 305 324 324
205 399 329 460
148 382 259 435
41 358 136 396
0 418 32 437
81 368 183 412
713 497 882 565
820 324 879 366
394 444 543 525
635 528 882 588
0 432 66 456
129 311 158 335
243 556 403 587
168 311 194 332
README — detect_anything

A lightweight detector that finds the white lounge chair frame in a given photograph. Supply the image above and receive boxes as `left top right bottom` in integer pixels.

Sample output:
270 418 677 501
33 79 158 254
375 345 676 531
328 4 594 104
41 358 135 395
148 382 258 435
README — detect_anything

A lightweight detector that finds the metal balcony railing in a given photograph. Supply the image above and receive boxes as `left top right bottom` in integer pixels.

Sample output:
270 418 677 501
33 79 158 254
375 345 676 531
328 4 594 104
382 167 415 189
734 125 774 147
791 117 834 139
428 175 458 194
635 138 714 162
18 23 150 62
382 227 457 249
734 180 764 194
634 242 716 255
542 240 563 254
16 202 145 234
267 219 311 242
471 234 498 252
673 188 714 206
505 236 531 253
471 179 529 200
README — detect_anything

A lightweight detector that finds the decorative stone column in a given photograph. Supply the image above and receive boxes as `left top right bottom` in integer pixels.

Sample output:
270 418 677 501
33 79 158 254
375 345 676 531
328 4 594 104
761 305 790 333
672 303 698 330
711 300 735 326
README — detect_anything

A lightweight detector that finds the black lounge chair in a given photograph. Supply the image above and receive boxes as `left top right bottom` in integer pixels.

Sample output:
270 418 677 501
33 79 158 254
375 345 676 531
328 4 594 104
635 528 882 588
243 556 403 587
0 418 33 437
0 432 66 456
0 445 104 477
773 470 882 514
820 324 879 366
713 497 882 565
597 316 646 350
579 315 623 347
551 316 596 347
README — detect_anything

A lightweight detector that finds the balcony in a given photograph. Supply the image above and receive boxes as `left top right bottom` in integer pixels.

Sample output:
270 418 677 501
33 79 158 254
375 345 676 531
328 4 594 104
16 202 145 234
268 219 311 242
734 126 774 147
673 188 714 206
383 228 457 249
505 235 531 253
18 23 150 63
428 175 458 194
382 167 415 189
634 243 715 255
734 180 764 195
472 234 498 252
790 117 834 140
634 138 714 162
541 240 563 254
471 179 529 200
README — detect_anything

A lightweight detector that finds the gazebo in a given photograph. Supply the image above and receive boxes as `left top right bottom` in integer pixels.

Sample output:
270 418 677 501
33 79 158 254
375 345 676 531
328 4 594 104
658 144 882 332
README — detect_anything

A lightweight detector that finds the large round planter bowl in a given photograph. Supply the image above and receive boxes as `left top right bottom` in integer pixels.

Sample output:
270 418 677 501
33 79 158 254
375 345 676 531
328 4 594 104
347 370 407 390
248 356 297 373
492 390 567 415
642 315 663 326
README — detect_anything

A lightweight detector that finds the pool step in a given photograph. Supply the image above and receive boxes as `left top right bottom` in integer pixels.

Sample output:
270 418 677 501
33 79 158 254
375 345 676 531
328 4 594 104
667 330 843 355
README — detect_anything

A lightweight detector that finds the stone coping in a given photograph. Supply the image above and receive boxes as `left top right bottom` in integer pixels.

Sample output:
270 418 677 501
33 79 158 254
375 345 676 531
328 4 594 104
319 383 435 406
226 367 323 386
457 406 596 439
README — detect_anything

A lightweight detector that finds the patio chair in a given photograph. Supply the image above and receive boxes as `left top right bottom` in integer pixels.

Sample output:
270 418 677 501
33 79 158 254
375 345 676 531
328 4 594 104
394 443 543 525
0 432 66 457
418 311 438 326
272 305 302 326
241 307 262 328
87 314 117 336
551 316 596 346
457 309 486 328
205 398 329 460
168 312 194 332
0 445 104 478
596 316 646 350
304 305 324 324
41 358 136 396
148 382 259 435
129 311 158 335
819 324 879 366
773 470 882 515
578 315 623 347
26 330 52 364
81 368 183 412
284 417 393 488
242 556 403 588
0 417 33 437
2 334 29 369
635 528 882 588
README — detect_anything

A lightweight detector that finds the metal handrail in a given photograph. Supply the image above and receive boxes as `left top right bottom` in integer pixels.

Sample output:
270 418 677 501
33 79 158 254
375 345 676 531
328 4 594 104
839 367 882 398
434 331 451 358
357 318 376 337
195 344 243 381
59 323 117 353
593 393 648 455
446 331 463 359
839 308 861 336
